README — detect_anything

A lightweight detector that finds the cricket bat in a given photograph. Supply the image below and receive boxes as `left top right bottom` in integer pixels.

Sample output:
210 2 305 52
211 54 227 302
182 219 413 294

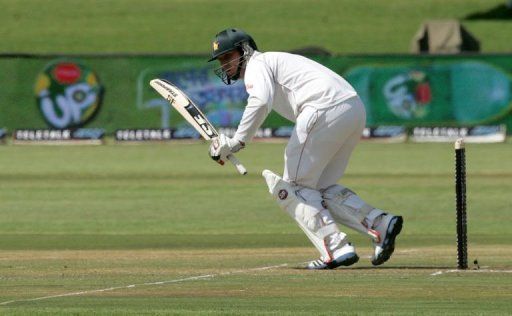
150 78 247 175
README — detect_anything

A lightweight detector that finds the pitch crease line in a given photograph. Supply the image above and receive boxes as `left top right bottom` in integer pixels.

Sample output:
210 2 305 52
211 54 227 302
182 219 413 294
431 269 512 276
0 263 288 306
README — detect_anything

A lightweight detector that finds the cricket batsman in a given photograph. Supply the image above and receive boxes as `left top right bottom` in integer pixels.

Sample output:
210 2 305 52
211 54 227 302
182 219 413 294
208 28 403 269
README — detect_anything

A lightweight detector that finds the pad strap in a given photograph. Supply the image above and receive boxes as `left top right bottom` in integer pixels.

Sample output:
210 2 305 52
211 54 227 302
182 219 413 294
364 209 385 228
317 223 340 239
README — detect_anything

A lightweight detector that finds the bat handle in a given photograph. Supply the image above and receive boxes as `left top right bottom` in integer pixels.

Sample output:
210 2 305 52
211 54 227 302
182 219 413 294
227 154 247 175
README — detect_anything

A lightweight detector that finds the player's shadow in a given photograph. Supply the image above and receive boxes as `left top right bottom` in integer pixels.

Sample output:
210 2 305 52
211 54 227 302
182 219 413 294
463 3 512 20
346 265 454 270
293 265 454 270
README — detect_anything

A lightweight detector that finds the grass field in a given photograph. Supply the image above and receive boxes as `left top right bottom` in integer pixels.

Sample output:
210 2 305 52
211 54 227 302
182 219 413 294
1 0 511 54
0 142 511 315
1 0 511 314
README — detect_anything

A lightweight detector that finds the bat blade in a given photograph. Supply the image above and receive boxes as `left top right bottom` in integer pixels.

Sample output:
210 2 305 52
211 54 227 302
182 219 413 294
150 79 217 140
150 78 247 175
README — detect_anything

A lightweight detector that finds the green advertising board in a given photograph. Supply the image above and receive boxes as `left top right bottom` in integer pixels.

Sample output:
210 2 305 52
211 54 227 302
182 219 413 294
345 61 511 126
1 53 511 134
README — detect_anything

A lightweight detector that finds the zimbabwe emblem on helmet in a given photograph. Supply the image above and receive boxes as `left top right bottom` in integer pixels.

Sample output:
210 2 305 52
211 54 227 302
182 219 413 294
213 41 219 51
278 189 288 200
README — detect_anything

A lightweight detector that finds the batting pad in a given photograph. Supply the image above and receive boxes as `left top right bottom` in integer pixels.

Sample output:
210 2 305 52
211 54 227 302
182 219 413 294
262 169 347 261
322 184 383 242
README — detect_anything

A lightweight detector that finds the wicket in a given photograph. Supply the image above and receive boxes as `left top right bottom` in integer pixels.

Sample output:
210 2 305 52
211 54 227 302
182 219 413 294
454 138 468 269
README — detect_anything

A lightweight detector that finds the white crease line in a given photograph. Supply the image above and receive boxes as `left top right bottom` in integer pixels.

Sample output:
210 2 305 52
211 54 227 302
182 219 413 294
431 269 512 276
0 263 288 306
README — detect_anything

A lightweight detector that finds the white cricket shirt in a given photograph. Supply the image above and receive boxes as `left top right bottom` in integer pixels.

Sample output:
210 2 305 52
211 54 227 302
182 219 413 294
233 51 358 143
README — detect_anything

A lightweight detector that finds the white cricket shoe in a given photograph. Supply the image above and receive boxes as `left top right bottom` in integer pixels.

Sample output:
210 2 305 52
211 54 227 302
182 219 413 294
307 243 359 270
371 214 403 266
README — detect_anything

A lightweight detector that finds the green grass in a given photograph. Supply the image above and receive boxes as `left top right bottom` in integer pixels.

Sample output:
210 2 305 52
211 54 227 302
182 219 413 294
1 0 511 54
1 0 512 312
0 142 511 314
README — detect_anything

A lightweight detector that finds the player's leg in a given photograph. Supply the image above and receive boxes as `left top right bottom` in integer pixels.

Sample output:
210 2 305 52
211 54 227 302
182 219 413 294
316 97 404 265
316 119 381 240
278 105 360 269
368 212 403 265
262 169 358 269
283 104 362 188
322 183 403 265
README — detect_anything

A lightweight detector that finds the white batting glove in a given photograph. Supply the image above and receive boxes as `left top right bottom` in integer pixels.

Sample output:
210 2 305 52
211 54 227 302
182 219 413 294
209 134 245 165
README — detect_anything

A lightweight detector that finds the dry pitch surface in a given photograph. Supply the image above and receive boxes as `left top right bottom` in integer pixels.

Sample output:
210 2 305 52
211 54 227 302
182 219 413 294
1 245 511 315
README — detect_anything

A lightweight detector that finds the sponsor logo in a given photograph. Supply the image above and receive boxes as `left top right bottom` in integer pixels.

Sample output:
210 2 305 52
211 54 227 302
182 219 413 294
383 70 432 120
166 94 176 105
410 125 506 143
184 104 217 138
13 129 104 141
361 126 406 140
53 63 81 84
278 189 288 200
34 60 104 129
115 129 173 141
156 80 180 104
193 114 215 137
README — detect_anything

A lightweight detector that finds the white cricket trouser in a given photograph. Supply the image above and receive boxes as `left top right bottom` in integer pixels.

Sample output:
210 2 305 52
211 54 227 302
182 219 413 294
283 96 366 190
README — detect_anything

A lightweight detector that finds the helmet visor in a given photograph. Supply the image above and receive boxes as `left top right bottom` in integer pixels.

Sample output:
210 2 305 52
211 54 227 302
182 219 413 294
213 52 245 85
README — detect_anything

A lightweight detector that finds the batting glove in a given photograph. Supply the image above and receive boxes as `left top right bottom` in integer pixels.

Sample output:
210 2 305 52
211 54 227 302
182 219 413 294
209 134 245 165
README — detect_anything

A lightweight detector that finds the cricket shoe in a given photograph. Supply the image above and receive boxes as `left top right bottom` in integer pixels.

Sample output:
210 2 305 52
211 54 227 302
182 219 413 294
371 214 403 266
307 243 359 270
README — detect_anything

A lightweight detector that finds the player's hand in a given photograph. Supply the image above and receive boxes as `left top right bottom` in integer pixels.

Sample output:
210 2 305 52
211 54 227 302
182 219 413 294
209 134 245 164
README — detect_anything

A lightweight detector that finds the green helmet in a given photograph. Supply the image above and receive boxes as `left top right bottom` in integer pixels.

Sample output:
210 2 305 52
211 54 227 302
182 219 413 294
208 28 258 62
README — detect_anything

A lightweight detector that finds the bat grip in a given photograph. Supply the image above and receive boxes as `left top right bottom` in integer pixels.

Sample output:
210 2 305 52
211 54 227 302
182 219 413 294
227 154 247 175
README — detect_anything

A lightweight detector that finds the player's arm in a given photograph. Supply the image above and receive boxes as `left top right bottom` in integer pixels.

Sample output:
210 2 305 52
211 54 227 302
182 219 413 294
232 96 270 144
221 58 275 145
209 59 274 160
208 98 268 162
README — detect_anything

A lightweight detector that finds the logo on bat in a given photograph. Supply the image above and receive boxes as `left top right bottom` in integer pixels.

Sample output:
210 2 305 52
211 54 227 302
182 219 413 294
154 81 179 105
192 114 216 138
183 104 217 138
